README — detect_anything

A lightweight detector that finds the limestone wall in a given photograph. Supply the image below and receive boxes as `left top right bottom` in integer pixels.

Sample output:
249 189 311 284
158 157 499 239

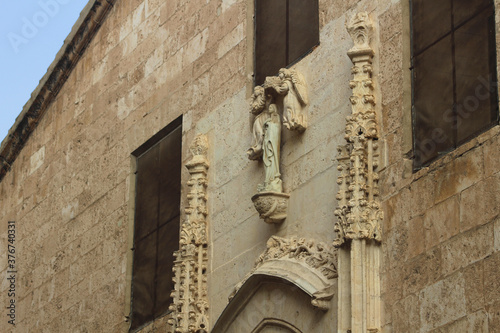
378 0 500 332
0 0 352 331
1 0 500 332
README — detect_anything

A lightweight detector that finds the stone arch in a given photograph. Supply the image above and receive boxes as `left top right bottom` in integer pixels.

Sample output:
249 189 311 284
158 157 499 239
251 318 302 333
212 272 337 333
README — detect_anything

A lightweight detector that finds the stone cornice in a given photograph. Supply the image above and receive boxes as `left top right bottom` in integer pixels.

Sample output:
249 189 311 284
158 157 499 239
0 0 116 183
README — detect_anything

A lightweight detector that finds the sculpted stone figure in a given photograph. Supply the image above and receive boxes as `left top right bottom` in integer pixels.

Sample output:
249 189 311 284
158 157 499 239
247 86 283 193
278 68 308 132
247 69 308 223
248 86 268 161
261 102 282 192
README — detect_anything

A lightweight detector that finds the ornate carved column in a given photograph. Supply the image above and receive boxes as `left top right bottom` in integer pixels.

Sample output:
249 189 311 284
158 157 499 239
334 13 382 333
168 135 210 333
248 69 308 223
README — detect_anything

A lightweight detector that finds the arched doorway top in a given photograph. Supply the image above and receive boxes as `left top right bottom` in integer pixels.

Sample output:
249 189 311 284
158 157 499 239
251 318 303 333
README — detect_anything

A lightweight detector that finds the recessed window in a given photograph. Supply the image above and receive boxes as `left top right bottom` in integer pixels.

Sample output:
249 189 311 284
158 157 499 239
411 0 498 168
254 0 319 85
130 118 182 332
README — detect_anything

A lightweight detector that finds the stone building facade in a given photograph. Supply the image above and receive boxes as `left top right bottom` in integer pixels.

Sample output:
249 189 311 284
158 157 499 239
0 0 499 332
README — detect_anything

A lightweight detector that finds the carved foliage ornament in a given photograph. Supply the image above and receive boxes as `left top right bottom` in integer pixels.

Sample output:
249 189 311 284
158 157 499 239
254 236 338 280
168 135 209 333
231 236 338 310
248 69 308 223
334 12 382 247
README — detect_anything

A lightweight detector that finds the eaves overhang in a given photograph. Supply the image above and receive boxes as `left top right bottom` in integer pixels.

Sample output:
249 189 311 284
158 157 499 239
0 0 116 183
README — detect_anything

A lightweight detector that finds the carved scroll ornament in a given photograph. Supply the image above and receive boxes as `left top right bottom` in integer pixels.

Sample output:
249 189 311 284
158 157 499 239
334 12 383 247
168 135 210 333
248 69 308 223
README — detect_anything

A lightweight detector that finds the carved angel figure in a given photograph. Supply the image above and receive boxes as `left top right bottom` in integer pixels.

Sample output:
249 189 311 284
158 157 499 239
248 69 308 195
278 68 308 132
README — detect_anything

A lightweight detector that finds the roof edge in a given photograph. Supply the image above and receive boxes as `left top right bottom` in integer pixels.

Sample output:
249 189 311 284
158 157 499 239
0 0 116 183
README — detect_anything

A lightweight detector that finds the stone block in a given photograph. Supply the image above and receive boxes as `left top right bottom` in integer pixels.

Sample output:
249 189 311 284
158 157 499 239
496 217 500 251
379 3 403 42
30 146 46 175
424 196 460 250
409 173 435 219
385 129 403 166
419 272 467 332
382 97 402 140
380 71 403 105
379 33 403 84
217 22 245 59
381 265 404 313
183 28 209 66
207 2 244 49
392 293 420 333
488 300 500 333
385 223 409 269
383 187 411 232
212 216 277 270
440 222 494 276
402 247 443 297
434 149 484 204
460 175 500 232
484 252 500 308
407 215 425 259
429 310 488 333
463 261 485 313
483 132 500 178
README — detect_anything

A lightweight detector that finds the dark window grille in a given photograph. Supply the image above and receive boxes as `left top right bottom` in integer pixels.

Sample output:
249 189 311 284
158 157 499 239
411 0 498 168
130 118 182 332
254 0 319 85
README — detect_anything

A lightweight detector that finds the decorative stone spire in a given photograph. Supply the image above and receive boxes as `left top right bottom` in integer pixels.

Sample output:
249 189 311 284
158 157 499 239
334 12 382 247
168 134 210 333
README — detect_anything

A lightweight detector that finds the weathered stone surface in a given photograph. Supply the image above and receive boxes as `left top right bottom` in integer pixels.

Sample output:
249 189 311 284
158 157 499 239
402 247 443 297
463 261 485 313
392 293 420 333
440 223 494 276
419 273 467 332
484 252 500 308
1 0 500 332
460 175 500 232
434 149 484 205
406 215 425 259
429 310 488 333
424 196 460 250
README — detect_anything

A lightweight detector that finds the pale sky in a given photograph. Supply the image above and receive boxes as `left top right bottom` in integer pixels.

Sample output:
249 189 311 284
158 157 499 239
0 0 89 144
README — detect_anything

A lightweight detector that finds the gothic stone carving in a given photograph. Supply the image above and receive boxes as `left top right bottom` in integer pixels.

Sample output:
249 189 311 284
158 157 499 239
334 13 383 247
254 236 338 280
335 13 383 333
168 135 209 333
231 236 338 310
248 69 308 223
